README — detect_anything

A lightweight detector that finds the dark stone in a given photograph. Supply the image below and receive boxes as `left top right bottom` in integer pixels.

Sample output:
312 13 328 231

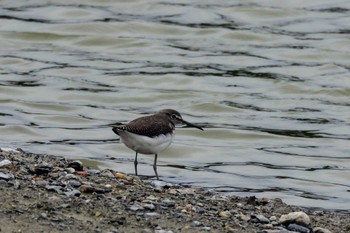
68 161 84 171
287 223 311 233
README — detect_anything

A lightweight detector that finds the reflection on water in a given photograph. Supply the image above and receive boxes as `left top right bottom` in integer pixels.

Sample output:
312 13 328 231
1 0 350 210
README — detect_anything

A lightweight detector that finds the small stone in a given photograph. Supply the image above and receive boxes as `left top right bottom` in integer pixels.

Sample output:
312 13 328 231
65 189 81 197
142 229 152 233
31 163 53 175
68 161 83 171
68 180 81 188
279 211 311 226
287 223 311 233
0 159 12 168
219 210 232 218
201 227 211 231
167 188 177 195
0 171 14 180
115 172 127 179
45 185 62 192
87 169 101 174
35 180 48 186
145 212 159 217
65 167 75 174
143 203 155 210
191 221 202 227
313 227 332 233
129 203 144 211
79 184 95 193
269 216 277 221
252 214 270 224
100 169 114 178
238 213 250 221
95 211 102 217
0 148 19 153
76 171 89 176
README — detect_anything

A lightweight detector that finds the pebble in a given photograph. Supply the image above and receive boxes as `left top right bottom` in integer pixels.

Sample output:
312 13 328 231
115 172 128 180
67 180 81 188
145 212 159 217
219 210 232 218
279 211 311 226
68 161 84 171
287 223 311 233
252 214 270 224
45 185 62 192
31 162 53 175
313 227 332 233
143 203 155 210
79 184 95 193
0 148 19 153
100 169 115 178
129 203 144 211
238 213 251 221
201 227 211 231
87 169 101 174
149 180 172 192
191 221 202 227
65 189 81 197
35 180 49 186
0 171 14 180
0 159 12 168
155 229 173 233
65 167 75 174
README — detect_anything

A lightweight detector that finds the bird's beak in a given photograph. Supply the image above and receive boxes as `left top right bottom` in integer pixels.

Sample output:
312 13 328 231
180 119 204 131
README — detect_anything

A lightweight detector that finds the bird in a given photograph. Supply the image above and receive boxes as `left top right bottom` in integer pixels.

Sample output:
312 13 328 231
112 109 203 179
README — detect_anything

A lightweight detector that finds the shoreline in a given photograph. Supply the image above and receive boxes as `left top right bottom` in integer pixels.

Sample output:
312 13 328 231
0 148 348 233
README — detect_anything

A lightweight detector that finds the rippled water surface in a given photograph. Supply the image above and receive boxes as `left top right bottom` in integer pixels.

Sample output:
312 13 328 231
1 0 350 210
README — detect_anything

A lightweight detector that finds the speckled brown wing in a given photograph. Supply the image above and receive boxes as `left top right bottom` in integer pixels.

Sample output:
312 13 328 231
112 115 174 138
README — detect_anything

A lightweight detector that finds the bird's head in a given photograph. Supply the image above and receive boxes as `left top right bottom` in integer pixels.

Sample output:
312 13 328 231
157 109 203 131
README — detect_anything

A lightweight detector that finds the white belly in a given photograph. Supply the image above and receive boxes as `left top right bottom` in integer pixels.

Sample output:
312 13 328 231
118 131 175 154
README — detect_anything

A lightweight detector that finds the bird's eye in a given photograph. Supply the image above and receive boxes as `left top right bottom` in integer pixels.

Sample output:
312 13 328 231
171 114 177 119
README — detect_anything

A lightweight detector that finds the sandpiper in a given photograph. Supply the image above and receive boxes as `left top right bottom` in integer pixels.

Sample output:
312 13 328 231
112 109 203 179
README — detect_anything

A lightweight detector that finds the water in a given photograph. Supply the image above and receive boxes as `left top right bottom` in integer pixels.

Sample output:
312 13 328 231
1 0 350 210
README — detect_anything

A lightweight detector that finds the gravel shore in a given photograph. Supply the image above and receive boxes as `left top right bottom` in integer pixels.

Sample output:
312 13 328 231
0 148 349 233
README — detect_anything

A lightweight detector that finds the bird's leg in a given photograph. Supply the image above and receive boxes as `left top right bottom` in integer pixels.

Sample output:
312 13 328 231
134 152 138 176
153 154 159 180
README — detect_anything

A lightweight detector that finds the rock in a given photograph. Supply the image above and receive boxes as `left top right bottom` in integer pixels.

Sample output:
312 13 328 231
0 148 19 153
67 180 81 188
201 227 211 231
129 203 144 211
287 223 311 233
238 213 251 221
65 167 75 174
115 172 128 179
45 185 62 192
79 184 95 193
30 162 53 175
191 221 202 227
219 210 232 218
100 169 114 178
313 227 332 233
251 214 270 224
149 180 172 192
65 189 81 197
68 161 83 171
142 203 155 210
0 171 14 180
145 212 159 217
279 211 311 226
0 159 12 168
87 169 100 174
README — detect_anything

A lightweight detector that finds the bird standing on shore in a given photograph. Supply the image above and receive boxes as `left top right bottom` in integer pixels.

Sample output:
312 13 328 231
112 109 203 179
